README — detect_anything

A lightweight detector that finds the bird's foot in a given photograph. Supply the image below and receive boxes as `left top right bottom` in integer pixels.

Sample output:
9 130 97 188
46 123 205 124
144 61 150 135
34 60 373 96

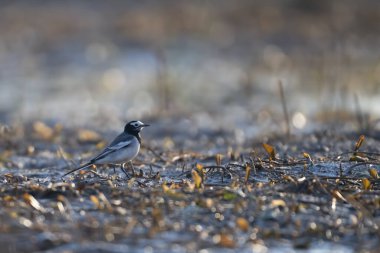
120 163 132 179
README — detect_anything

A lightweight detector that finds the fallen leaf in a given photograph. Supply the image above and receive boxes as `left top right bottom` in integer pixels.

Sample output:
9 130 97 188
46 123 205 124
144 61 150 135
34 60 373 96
192 170 203 189
303 152 314 165
244 164 251 184
236 217 249 232
162 183 185 199
163 137 174 149
283 175 297 183
33 121 54 140
0 150 12 162
262 143 275 160
9 211 18 219
362 178 371 190
96 141 107 149
162 183 170 193
215 154 222 166
303 152 311 159
354 135 365 153
23 193 45 212
98 192 113 211
90 195 100 209
270 199 286 208
214 234 236 248
349 155 368 162
27 146 35 155
127 177 136 188
368 168 378 179
196 198 214 209
77 129 102 143
331 190 347 202
3 195 14 202
54 123 63 134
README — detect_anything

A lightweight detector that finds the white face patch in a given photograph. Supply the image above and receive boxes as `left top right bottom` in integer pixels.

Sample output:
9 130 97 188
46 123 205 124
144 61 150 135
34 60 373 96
132 121 144 128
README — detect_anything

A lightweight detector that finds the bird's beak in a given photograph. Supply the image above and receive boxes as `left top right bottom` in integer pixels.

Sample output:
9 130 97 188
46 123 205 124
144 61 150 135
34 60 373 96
142 124 150 127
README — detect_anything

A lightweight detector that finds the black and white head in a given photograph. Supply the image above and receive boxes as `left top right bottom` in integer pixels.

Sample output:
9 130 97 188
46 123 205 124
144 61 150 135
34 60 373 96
124 120 149 135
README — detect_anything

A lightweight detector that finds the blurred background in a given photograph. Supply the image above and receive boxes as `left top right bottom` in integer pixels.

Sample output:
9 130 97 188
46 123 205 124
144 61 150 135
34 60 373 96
1 0 380 138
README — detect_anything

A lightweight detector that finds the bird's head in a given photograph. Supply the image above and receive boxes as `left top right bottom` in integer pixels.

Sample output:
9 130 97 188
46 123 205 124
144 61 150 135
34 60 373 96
124 120 150 134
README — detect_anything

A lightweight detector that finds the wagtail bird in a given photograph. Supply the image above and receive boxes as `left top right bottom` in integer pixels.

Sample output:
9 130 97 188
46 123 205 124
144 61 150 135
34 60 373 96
63 120 149 178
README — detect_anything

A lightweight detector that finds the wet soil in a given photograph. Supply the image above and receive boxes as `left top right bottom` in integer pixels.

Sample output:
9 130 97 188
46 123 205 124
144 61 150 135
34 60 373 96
1 122 380 252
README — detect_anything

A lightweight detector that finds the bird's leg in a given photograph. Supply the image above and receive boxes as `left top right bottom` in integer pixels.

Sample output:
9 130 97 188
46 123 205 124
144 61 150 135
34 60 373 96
120 163 131 179
129 161 136 176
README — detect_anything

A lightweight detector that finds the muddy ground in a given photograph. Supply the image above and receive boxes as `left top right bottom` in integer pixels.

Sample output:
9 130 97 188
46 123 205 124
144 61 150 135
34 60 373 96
1 120 380 253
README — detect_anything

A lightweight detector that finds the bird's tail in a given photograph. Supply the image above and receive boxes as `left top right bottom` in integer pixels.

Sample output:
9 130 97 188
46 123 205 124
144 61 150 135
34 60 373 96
62 162 93 178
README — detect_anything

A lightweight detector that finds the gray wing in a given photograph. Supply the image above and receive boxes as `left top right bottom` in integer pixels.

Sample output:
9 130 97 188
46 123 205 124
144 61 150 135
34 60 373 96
90 132 133 163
